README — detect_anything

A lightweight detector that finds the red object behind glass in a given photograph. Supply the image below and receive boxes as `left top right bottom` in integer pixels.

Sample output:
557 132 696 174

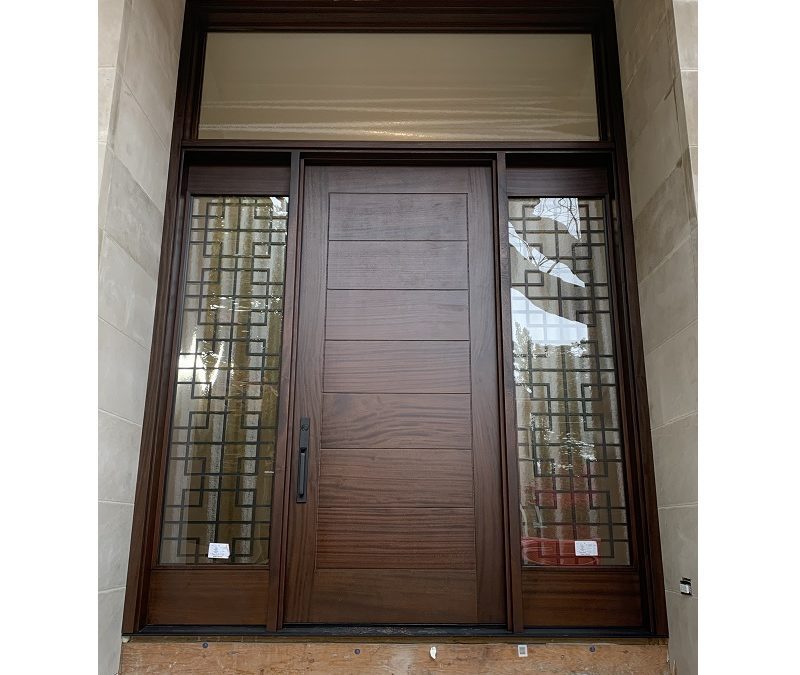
521 536 600 566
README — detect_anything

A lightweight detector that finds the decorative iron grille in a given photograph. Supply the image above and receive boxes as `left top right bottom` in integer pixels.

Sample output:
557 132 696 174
159 195 288 564
509 197 630 566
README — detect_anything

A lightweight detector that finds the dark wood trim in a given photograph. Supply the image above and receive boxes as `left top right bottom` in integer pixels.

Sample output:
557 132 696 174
601 3 668 636
506 166 609 196
122 4 200 633
186 164 290 194
123 0 668 638
266 151 303 632
183 139 616 153
495 153 524 633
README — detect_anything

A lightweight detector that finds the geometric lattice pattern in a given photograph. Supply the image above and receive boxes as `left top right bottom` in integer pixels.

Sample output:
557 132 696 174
159 196 288 564
510 197 630 566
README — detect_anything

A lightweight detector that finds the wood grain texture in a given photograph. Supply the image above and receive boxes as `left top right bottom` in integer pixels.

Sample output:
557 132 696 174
318 448 474 508
307 570 478 623
522 569 643 627
325 290 469 340
147 569 270 625
465 166 507 624
121 642 670 675
327 241 468 289
323 340 470 393
283 164 330 620
316 508 476 569
506 166 608 196
321 393 472 448
187 165 291 195
329 192 467 240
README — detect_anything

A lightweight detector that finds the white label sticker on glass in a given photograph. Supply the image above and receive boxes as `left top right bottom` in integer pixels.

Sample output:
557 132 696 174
574 540 599 557
208 542 230 559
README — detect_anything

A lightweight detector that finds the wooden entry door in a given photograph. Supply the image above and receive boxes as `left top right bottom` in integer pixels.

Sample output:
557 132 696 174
283 165 505 625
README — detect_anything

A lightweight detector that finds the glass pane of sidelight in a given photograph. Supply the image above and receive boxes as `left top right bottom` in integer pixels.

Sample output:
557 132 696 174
509 197 630 566
199 33 598 141
159 196 289 564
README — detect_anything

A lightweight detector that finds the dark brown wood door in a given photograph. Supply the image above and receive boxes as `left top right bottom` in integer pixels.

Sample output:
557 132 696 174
283 165 505 625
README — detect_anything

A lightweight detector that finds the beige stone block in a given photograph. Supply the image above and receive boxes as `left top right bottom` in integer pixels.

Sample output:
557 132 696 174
622 20 676 149
658 505 697 597
99 0 127 68
681 69 697 148
133 0 185 60
98 67 117 144
112 83 170 210
123 2 180 146
652 413 697 507
99 588 125 675
99 318 150 424
666 591 698 675
615 0 670 90
645 321 697 428
99 500 134 590
638 236 697 354
673 0 698 70
99 410 143 503
633 163 692 280
105 153 164 280
628 90 683 218
99 235 158 348
98 142 111 229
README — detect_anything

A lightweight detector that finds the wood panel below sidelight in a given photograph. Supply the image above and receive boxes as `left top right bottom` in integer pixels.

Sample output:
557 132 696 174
522 568 643 627
147 568 269 625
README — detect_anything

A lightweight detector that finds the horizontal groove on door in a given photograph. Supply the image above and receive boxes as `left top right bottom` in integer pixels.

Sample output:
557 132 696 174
305 570 479 623
318 448 474 508
321 393 472 448
329 192 468 240
327 241 468 289
316 508 476 569
522 569 643 628
323 341 471 393
147 569 269 626
326 290 469 340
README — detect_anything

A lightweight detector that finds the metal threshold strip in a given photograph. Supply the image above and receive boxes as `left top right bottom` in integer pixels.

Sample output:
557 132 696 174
132 624 664 641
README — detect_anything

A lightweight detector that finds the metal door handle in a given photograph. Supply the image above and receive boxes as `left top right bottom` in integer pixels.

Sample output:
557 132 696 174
296 417 310 503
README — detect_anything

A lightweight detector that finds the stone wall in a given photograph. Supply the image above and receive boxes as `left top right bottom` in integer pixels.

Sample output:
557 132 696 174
614 0 698 672
98 1 185 673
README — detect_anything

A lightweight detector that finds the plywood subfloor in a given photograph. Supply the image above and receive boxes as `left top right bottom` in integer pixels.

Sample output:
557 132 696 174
120 641 669 674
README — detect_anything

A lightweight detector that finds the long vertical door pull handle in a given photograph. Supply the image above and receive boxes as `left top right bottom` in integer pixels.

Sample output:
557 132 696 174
296 417 310 503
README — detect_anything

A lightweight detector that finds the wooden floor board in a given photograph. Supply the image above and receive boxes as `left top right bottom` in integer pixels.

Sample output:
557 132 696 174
120 641 670 674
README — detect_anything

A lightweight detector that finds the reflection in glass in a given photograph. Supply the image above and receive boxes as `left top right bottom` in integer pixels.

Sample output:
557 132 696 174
199 33 598 141
159 196 288 564
510 197 630 566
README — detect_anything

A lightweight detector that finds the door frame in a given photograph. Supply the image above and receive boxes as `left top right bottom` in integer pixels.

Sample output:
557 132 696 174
123 0 667 638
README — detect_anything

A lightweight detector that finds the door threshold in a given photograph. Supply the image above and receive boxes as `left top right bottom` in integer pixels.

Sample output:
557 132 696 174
132 624 664 642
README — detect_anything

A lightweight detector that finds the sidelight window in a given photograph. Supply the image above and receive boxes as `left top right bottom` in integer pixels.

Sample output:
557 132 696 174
508 197 630 567
159 195 289 565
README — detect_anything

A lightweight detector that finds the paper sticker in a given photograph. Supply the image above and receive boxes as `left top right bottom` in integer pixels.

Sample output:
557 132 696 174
574 540 599 557
208 542 230 559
